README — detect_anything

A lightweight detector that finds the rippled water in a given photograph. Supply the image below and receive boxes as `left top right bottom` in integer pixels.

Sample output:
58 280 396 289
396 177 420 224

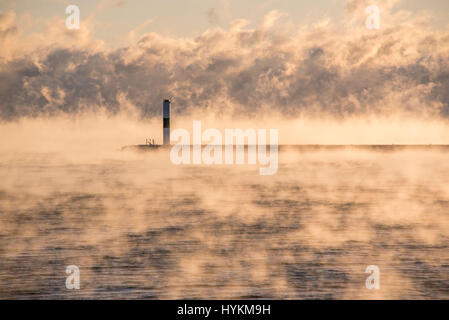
0 147 449 299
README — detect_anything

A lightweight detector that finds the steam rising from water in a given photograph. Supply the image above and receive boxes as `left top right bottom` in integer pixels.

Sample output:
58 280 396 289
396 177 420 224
1 1 449 121
0 116 448 299
2 0 449 298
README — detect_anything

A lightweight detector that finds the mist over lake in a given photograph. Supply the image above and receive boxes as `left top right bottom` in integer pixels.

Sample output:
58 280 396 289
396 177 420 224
2 0 449 301
1 146 448 299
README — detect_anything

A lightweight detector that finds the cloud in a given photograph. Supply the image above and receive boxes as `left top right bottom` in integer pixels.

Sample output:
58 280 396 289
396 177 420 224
0 11 18 58
1 7 449 122
345 0 403 14
125 18 153 43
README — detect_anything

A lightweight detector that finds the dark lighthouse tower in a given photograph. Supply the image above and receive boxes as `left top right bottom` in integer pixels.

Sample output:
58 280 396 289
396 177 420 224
163 99 170 146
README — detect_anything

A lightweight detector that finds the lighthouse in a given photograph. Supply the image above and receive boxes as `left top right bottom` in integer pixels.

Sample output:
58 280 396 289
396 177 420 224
163 99 170 146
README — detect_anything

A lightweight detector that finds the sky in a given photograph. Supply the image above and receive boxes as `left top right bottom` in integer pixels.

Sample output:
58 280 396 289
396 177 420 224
2 0 449 46
1 0 449 129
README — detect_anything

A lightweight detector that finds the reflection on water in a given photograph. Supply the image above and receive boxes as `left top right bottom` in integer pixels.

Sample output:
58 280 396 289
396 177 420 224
0 147 449 299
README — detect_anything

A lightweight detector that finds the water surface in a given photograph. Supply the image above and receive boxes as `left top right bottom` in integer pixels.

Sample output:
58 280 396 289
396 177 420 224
0 147 448 299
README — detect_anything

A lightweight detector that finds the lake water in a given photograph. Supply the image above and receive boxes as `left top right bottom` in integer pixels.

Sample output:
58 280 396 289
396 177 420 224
1 147 449 299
